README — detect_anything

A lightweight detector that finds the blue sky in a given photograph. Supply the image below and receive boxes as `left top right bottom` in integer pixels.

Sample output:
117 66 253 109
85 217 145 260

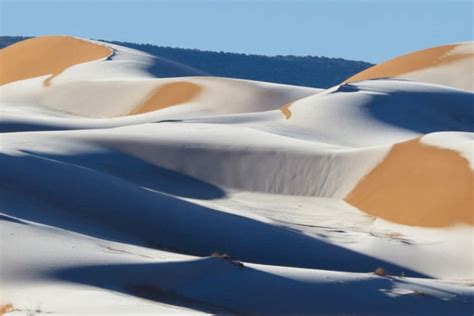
0 0 472 63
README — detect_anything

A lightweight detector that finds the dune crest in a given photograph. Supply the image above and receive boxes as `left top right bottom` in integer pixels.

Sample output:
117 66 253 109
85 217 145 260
0 36 111 86
346 138 473 227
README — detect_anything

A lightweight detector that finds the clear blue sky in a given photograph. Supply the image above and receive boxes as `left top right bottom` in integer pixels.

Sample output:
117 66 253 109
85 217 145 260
0 0 472 63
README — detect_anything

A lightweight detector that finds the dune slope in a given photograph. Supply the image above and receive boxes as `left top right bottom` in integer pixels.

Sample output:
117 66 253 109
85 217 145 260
1 36 473 315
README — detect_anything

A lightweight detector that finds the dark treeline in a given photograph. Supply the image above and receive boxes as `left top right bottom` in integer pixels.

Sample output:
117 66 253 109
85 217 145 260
0 36 372 88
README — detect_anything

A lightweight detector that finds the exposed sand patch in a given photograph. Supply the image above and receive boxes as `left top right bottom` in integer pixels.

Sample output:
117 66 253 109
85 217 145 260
130 81 202 115
346 138 473 227
280 102 293 119
0 36 111 86
0 304 13 315
345 44 473 83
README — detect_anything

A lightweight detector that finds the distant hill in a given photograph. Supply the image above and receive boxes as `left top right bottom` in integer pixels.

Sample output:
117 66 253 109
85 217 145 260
0 36 372 88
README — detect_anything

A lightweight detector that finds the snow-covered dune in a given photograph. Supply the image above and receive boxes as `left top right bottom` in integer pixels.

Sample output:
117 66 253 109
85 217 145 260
1 36 473 315
0 36 319 118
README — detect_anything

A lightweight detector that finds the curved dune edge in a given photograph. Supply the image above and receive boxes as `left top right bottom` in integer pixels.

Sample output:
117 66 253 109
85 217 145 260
130 81 202 115
0 36 112 86
344 43 472 83
279 102 292 119
346 138 473 227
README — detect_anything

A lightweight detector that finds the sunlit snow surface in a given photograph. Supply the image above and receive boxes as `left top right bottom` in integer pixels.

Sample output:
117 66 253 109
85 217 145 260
1 37 473 315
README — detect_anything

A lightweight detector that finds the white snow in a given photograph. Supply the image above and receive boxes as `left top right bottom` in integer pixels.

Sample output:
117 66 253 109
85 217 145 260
1 37 473 315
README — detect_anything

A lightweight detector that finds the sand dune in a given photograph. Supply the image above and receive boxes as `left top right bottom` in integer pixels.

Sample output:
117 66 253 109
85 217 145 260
0 36 112 86
345 42 474 91
1 36 473 314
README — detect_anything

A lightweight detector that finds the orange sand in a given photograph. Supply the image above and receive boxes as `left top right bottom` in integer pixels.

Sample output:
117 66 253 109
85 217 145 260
0 304 13 315
346 138 473 227
280 102 293 119
0 36 111 86
131 81 202 115
345 44 473 83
